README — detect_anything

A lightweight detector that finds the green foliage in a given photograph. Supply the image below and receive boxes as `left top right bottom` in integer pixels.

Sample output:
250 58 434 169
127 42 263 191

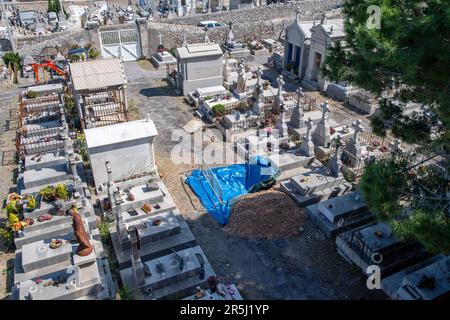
371 99 431 143
3 52 21 69
88 48 100 59
5 202 19 216
392 210 450 255
26 91 38 99
118 287 134 300
99 221 111 244
39 185 56 201
47 0 61 13
0 225 14 249
212 104 226 117
64 94 77 116
324 0 450 254
322 0 450 146
26 195 38 212
69 54 81 62
74 131 88 162
55 183 69 200
359 159 407 220
8 213 19 228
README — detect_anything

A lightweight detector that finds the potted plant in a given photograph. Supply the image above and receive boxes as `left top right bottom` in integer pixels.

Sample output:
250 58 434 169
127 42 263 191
26 195 38 212
6 202 19 216
40 186 56 202
55 183 69 200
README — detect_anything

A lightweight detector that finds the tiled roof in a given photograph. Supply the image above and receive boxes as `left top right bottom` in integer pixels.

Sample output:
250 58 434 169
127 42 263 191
69 58 127 91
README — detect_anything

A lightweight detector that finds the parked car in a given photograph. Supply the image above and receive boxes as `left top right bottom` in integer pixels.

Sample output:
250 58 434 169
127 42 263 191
197 21 225 28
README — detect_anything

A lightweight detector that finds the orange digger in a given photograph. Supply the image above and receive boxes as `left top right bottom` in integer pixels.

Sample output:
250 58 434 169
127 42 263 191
32 61 67 84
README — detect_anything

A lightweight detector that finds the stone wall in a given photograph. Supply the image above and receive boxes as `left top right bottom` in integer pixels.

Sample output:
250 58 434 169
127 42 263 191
159 0 342 25
15 30 91 57
147 0 343 54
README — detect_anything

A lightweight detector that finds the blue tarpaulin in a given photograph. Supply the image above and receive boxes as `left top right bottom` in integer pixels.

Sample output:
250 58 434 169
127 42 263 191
185 157 277 225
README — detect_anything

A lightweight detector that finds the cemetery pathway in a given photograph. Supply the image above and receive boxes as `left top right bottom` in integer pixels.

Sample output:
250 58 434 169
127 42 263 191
0 90 20 299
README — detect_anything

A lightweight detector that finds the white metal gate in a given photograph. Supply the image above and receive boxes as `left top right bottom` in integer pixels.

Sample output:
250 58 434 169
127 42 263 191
99 29 141 62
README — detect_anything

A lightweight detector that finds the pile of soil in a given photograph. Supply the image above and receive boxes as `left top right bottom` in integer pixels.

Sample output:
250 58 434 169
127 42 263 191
224 190 305 240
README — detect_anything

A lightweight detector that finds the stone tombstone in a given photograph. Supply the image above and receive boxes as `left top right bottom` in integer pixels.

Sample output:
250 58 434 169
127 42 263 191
223 51 229 82
129 226 146 287
327 135 344 177
314 101 331 147
255 66 263 89
227 21 235 44
236 60 247 94
345 119 364 157
182 31 188 47
203 26 209 43
390 139 404 154
300 117 315 156
274 75 285 110
290 87 305 129
276 102 289 138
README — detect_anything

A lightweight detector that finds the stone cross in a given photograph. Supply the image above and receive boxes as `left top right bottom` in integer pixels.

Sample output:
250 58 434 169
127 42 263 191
351 119 364 143
295 6 301 23
227 21 234 43
203 26 209 43
333 135 343 159
182 31 188 47
391 139 403 153
275 75 285 107
129 227 146 287
326 134 343 177
296 87 304 111
320 100 330 123
105 160 112 187
305 117 313 141
256 67 263 87
157 32 163 45
236 61 247 94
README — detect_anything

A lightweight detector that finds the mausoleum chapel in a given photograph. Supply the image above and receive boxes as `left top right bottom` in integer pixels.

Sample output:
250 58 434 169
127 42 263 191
0 0 448 305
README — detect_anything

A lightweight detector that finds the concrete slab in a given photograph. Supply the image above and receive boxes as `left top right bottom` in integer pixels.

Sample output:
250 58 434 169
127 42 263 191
21 240 72 273
111 210 196 269
120 246 216 300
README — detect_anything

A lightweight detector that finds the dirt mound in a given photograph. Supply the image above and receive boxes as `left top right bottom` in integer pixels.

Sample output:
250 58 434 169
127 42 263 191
224 190 305 240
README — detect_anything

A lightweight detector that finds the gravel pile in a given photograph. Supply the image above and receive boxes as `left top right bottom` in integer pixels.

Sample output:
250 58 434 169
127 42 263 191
224 190 305 240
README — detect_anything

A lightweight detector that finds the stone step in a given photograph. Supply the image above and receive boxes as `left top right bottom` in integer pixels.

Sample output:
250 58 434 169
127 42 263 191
24 215 71 233
121 194 177 224
14 222 74 249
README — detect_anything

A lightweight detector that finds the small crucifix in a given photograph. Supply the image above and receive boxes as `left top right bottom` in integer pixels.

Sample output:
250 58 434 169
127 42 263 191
320 100 330 123
351 119 364 143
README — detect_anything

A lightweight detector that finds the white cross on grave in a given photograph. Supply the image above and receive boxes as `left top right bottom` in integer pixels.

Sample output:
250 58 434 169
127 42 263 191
333 135 343 159
351 119 364 143
256 67 263 86
157 32 163 46
277 75 285 92
305 117 313 141
391 139 403 153
296 87 304 109
295 7 301 23
320 100 330 123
